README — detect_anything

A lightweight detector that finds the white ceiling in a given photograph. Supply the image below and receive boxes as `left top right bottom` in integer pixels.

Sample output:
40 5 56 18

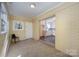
7 2 62 18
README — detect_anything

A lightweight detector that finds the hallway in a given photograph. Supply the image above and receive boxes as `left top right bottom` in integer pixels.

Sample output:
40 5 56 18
7 39 71 57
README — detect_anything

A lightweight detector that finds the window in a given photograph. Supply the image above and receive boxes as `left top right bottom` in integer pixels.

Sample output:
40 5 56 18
13 20 24 30
0 3 8 34
46 17 56 31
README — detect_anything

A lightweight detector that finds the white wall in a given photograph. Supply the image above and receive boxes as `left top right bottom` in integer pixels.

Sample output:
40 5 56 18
56 3 79 56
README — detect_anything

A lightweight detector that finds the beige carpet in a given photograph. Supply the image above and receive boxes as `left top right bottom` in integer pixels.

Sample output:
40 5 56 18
7 39 71 57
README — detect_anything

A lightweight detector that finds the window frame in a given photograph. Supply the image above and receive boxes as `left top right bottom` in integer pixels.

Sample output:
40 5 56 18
0 3 8 34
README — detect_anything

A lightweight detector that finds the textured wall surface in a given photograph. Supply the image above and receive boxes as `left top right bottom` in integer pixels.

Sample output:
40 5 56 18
56 3 79 56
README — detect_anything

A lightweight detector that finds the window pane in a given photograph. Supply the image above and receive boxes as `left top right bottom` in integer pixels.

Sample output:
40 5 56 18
0 3 8 34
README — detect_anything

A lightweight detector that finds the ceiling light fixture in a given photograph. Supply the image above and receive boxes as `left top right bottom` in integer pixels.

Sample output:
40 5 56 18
30 3 36 8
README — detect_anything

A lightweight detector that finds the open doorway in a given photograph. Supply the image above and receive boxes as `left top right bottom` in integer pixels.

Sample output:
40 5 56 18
40 16 56 46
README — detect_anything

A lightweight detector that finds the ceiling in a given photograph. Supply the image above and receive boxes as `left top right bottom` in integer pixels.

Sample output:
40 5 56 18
7 2 62 18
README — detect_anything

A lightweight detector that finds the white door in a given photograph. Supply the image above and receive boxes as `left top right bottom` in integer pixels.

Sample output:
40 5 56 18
25 22 33 39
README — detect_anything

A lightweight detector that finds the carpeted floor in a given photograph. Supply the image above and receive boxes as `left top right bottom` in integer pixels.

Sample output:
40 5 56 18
7 39 71 57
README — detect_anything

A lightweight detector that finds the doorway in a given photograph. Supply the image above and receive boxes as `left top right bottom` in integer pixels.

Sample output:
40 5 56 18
25 22 33 39
40 17 56 46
